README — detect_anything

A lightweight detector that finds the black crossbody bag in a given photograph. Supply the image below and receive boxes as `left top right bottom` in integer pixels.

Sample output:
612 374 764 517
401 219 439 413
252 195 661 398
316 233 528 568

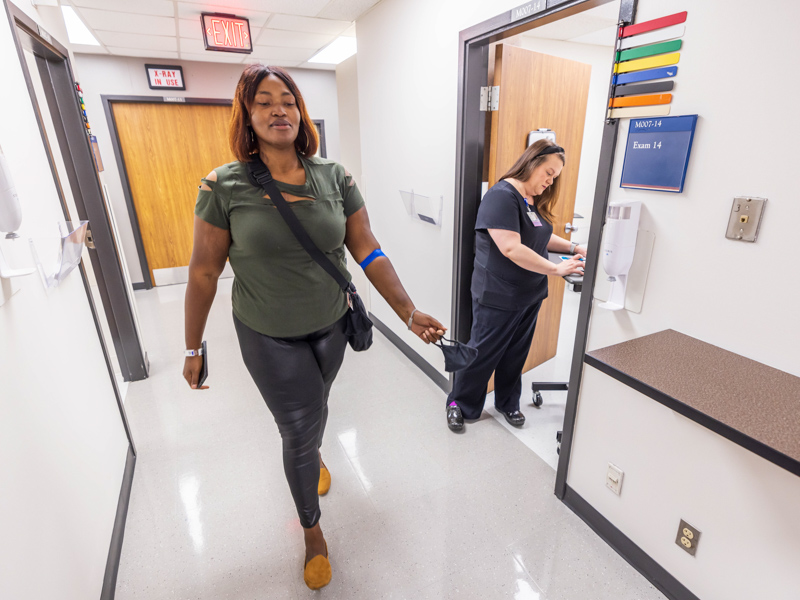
246 157 373 352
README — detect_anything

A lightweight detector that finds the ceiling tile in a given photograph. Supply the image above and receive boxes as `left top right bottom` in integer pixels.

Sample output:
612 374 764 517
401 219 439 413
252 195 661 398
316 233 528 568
178 18 202 39
71 44 110 54
255 29 334 49
250 46 317 62
180 51 246 63
76 7 176 36
179 0 327 18
106 47 179 59
178 37 208 54
242 57 302 68
296 61 335 71
176 2 271 27
71 0 174 17
94 30 178 51
316 0 381 21
265 14 350 36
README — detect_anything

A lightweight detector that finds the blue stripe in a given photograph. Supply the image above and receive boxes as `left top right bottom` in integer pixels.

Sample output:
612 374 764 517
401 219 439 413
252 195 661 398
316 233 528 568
613 66 679 85
359 248 386 269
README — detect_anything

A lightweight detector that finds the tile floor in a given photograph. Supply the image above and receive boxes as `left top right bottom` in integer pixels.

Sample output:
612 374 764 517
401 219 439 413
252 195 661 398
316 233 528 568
116 279 666 599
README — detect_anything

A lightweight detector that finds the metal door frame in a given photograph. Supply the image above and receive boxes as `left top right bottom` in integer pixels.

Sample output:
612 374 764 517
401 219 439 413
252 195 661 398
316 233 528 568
7 3 149 383
451 0 634 497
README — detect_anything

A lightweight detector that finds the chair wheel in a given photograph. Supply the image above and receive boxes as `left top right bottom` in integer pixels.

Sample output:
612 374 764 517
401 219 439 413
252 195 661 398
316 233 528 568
532 391 543 407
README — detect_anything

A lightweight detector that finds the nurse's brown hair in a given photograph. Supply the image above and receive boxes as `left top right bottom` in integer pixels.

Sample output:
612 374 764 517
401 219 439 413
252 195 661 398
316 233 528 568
500 139 565 224
229 64 318 161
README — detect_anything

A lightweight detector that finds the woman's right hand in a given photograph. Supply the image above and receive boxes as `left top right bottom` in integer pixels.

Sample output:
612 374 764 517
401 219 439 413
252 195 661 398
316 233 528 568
555 255 585 278
183 356 208 390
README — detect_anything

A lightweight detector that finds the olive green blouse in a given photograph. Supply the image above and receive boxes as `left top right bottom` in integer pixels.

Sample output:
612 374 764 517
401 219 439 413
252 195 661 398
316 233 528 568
194 156 365 338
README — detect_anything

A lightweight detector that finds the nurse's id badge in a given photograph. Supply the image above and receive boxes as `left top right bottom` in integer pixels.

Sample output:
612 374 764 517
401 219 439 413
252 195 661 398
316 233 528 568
528 210 543 227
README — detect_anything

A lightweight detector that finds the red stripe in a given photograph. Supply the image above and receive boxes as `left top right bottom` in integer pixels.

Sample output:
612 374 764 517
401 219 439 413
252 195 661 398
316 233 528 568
620 11 687 38
622 183 680 191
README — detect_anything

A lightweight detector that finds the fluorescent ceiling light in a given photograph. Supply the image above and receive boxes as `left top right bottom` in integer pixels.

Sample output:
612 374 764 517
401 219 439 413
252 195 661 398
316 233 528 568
61 6 100 46
308 36 356 65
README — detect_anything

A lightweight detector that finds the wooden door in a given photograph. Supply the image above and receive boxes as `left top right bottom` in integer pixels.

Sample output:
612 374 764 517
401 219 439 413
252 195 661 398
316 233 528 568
112 102 235 285
486 45 590 391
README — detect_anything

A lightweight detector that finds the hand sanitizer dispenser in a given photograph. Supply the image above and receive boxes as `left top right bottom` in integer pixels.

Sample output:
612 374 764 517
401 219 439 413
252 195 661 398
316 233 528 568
0 144 34 280
598 200 641 311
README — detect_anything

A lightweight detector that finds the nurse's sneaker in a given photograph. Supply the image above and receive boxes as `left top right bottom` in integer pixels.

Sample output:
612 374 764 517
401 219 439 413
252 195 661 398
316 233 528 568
447 403 464 432
500 410 525 427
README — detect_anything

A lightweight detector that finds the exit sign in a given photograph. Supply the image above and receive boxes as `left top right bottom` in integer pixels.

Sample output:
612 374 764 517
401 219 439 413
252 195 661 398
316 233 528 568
145 65 185 90
201 13 252 54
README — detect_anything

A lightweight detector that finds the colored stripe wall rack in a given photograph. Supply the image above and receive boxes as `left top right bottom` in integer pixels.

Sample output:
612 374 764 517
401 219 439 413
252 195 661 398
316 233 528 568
607 11 688 120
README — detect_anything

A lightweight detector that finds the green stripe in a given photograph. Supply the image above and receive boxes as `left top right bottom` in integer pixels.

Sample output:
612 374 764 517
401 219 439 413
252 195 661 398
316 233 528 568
616 39 682 62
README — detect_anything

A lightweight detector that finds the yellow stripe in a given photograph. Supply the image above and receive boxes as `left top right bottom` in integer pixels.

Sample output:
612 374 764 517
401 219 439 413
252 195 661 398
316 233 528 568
607 105 672 119
614 52 680 74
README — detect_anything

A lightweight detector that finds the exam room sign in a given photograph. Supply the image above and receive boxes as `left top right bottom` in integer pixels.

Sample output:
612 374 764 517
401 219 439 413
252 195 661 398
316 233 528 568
620 115 698 193
145 65 185 90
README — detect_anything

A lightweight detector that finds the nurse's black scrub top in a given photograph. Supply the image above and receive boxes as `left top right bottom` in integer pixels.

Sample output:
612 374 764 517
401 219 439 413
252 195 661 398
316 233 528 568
471 180 553 311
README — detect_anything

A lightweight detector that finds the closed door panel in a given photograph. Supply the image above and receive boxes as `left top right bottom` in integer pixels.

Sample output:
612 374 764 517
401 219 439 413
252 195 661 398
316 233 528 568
112 102 234 284
487 45 591 391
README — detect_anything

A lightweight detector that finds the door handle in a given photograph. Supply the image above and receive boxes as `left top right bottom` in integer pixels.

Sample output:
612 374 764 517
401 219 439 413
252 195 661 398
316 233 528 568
565 222 579 233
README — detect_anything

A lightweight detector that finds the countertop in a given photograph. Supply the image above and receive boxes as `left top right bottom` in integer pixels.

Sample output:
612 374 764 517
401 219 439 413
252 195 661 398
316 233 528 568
585 329 800 477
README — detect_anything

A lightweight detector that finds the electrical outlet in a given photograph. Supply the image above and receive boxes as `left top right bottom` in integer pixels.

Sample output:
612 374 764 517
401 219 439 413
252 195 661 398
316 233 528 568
675 520 701 556
606 463 623 495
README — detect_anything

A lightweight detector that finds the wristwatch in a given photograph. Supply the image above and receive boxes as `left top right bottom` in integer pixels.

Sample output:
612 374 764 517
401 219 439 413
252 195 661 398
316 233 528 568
569 241 579 255
185 348 204 357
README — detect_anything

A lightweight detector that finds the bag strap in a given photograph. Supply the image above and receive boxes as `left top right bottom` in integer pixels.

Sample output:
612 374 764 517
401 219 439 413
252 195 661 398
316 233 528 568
246 157 351 293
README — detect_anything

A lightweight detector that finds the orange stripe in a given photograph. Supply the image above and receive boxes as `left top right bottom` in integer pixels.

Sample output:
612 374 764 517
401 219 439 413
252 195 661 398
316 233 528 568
609 93 672 108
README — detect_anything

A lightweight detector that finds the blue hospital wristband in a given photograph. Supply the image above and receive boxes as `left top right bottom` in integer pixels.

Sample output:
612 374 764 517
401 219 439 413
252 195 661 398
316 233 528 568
359 248 386 270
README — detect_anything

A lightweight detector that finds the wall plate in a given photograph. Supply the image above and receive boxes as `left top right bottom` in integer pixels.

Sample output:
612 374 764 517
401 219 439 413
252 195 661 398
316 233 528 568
606 463 624 495
675 519 701 556
725 197 767 242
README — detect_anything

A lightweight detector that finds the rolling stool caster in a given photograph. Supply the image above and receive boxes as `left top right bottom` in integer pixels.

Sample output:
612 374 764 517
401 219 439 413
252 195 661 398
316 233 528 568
556 430 562 455
530 382 569 409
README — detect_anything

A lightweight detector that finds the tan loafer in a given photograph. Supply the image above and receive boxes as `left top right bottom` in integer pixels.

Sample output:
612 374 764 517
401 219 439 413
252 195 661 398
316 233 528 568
318 466 331 496
303 542 331 590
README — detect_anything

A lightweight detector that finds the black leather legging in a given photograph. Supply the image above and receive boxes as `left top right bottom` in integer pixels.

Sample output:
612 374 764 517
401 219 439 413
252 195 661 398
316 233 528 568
234 313 348 529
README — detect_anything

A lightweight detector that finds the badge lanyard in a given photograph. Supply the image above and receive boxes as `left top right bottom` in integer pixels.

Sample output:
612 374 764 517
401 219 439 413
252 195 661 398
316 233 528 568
525 200 543 227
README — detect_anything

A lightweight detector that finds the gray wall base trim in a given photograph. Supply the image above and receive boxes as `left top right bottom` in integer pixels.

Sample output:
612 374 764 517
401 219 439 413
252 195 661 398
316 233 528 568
101 445 136 600
132 282 148 291
369 313 451 393
562 485 700 600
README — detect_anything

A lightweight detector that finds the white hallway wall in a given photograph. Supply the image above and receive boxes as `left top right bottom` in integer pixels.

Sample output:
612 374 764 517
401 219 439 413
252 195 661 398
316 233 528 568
0 1 130 598
356 0 537 375
567 1 800 599
335 53 370 306
73 54 341 285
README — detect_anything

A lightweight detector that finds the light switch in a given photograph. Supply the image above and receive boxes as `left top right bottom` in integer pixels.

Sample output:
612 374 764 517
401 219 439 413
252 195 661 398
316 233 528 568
725 197 766 242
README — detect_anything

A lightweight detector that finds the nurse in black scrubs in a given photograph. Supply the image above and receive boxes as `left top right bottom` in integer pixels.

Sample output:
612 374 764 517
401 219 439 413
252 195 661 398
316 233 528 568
446 139 586 431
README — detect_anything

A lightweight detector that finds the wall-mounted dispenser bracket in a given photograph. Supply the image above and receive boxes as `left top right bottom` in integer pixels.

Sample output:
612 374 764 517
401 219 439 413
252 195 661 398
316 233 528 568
29 220 89 289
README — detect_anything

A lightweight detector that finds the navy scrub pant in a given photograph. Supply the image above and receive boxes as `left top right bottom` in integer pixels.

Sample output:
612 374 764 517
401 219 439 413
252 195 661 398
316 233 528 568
234 313 348 529
447 297 543 419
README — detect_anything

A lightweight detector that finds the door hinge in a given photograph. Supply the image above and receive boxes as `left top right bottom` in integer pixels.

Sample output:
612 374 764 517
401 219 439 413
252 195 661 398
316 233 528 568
85 228 95 249
480 86 499 111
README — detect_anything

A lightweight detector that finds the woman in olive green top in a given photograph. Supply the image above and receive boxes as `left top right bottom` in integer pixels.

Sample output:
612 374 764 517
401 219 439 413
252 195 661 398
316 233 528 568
182 64 445 590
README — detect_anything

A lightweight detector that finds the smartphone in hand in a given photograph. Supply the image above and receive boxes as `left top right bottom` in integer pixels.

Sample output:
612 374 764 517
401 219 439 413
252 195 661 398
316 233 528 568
198 340 208 387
